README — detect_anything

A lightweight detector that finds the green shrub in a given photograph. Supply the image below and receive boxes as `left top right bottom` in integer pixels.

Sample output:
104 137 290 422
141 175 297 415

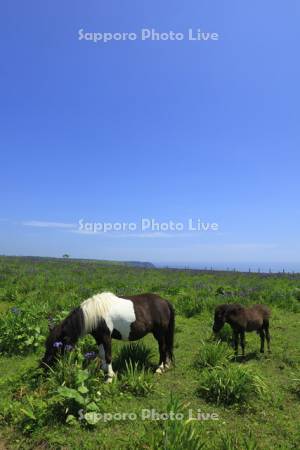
0 308 44 355
194 341 234 369
263 288 300 312
197 365 268 406
114 342 153 372
146 395 205 450
4 350 122 431
176 295 205 317
7 395 49 434
217 431 259 449
291 374 300 399
0 286 20 302
280 349 300 368
120 361 155 396
293 288 300 302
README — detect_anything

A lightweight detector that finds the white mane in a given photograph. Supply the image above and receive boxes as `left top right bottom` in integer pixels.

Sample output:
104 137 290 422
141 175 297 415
81 292 117 334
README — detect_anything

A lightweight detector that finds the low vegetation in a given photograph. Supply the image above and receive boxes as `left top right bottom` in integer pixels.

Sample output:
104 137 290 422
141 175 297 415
196 365 268 406
0 256 300 449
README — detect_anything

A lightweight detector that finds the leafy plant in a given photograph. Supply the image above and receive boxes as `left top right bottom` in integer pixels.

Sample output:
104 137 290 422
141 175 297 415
45 350 109 423
194 341 234 369
0 308 44 355
176 294 205 318
291 373 300 399
197 365 268 406
11 395 49 434
147 395 205 450
120 361 155 396
218 431 259 449
114 342 153 372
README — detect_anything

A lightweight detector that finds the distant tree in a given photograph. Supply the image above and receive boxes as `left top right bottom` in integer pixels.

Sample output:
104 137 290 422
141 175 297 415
62 254 70 259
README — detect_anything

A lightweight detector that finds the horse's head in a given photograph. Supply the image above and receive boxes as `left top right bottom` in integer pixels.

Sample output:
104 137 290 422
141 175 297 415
212 304 228 333
41 323 72 369
213 303 244 333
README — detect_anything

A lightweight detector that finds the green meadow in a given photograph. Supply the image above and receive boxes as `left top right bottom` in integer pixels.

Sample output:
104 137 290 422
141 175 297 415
0 256 300 449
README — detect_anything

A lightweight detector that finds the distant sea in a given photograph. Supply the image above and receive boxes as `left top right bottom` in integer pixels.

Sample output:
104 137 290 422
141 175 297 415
155 262 300 274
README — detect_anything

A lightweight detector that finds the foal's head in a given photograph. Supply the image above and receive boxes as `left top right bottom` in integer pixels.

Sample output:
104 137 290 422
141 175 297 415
212 303 244 333
213 304 229 333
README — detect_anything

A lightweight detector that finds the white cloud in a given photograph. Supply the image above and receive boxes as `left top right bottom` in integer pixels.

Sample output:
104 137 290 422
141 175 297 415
71 230 178 238
70 230 222 238
22 220 76 229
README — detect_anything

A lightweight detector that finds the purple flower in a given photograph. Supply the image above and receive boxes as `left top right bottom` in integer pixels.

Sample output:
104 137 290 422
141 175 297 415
84 351 97 360
64 344 73 352
53 341 63 348
11 307 21 315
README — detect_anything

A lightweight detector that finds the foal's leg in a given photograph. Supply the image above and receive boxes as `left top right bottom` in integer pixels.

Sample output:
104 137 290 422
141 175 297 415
233 330 239 355
240 331 245 357
102 334 115 382
259 329 265 353
264 322 271 353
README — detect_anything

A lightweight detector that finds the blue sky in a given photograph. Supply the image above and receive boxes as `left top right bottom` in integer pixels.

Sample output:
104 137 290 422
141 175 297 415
1 1 300 270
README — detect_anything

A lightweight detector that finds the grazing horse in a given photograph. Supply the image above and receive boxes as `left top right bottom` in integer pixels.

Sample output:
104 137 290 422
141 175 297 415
42 292 175 380
212 303 271 356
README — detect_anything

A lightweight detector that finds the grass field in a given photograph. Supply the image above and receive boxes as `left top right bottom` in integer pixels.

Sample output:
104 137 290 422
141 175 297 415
0 256 300 449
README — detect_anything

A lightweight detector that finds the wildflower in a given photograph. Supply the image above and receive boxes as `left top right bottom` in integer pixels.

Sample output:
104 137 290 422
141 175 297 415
11 307 21 315
64 344 73 352
53 341 63 348
84 351 97 360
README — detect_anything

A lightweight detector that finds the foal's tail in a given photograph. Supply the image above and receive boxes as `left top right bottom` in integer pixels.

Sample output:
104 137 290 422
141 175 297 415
166 301 175 362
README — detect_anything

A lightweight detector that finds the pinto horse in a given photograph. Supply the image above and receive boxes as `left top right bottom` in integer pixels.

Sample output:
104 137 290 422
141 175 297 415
42 292 175 380
212 303 271 356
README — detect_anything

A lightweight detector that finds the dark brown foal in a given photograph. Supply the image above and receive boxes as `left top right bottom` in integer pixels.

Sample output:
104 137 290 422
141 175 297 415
213 303 271 356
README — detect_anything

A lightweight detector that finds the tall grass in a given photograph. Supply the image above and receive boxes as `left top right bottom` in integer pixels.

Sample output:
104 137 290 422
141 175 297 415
194 341 234 369
176 294 205 318
217 431 259 450
147 395 205 450
113 342 153 372
197 365 268 406
120 361 155 396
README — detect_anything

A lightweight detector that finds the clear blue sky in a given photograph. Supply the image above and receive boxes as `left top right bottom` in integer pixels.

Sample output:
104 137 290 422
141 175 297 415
1 1 300 270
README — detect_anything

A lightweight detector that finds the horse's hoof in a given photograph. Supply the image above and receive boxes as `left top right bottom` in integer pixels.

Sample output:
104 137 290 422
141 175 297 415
105 377 114 383
155 367 164 374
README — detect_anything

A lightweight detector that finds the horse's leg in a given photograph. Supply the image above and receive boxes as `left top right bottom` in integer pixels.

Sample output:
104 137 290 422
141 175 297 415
259 329 265 353
154 332 167 374
233 330 239 355
164 332 172 369
98 344 107 371
264 321 271 353
102 334 115 382
240 331 245 357
164 352 171 370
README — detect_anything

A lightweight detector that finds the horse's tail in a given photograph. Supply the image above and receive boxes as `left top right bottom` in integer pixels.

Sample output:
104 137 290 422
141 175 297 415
166 301 175 362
